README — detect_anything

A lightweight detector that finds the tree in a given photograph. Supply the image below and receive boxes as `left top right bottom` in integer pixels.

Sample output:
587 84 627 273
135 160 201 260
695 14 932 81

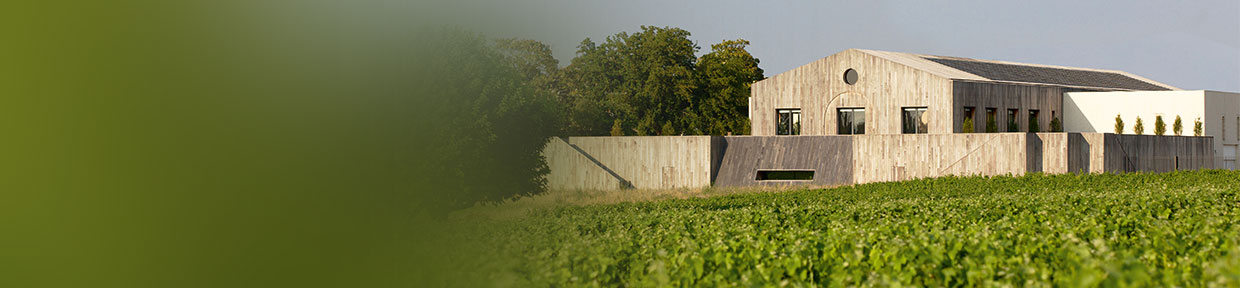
962 118 974 133
559 27 764 136
1008 119 1019 132
1049 117 1063 132
695 39 764 135
985 116 998 133
1029 117 1040 133
415 28 562 208
559 38 623 136
1134 117 1145 135
561 26 700 136
1173 115 1183 136
1154 115 1167 136
1114 114 1124 134
1194 118 1203 136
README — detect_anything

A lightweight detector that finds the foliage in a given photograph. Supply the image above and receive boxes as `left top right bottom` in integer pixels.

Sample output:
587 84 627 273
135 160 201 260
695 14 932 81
695 39 764 135
1173 115 1184 136
443 171 1240 286
985 116 998 133
559 26 763 136
1154 115 1167 136
415 28 561 208
1050 116 1063 132
1114 114 1124 134
1028 116 1040 133
1008 118 1019 132
1134 117 1145 135
1194 118 1204 136
962 117 974 133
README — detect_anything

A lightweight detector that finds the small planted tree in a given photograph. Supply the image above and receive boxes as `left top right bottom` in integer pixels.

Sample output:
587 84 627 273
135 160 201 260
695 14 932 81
1154 115 1166 136
1134 116 1144 135
1049 117 1063 132
1008 119 1019 132
1173 115 1183 136
962 118 974 133
1114 114 1124 134
985 117 998 133
1029 117 1040 133
1194 118 1203 136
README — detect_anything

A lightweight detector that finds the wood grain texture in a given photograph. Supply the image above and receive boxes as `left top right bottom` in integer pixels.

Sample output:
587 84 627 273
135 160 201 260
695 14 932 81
852 133 1030 183
545 134 1214 191
543 136 719 190
952 82 1096 133
750 49 954 136
713 136 853 187
1104 134 1215 173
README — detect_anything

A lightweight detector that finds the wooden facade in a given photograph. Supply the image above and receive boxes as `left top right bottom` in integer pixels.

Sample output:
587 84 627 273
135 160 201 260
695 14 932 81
750 49 1160 136
544 49 1202 191
750 49 953 136
544 134 1214 191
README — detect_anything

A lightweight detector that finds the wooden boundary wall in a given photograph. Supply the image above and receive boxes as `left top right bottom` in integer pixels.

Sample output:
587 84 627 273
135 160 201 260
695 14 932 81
543 133 1214 191
543 136 720 190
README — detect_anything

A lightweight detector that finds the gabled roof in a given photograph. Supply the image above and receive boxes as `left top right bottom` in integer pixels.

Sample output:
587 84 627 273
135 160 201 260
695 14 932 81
855 49 1177 91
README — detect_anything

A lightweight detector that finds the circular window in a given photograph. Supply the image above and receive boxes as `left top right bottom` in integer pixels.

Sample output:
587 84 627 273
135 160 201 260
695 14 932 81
843 69 858 85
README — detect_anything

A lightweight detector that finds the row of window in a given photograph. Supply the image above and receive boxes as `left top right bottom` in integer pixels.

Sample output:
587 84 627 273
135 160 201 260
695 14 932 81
963 106 1047 132
776 106 1050 135
775 107 929 135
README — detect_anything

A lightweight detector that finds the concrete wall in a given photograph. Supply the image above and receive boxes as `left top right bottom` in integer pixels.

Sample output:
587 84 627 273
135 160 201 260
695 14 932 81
1205 91 1240 169
1065 90 1239 169
543 136 719 191
714 136 853 187
1063 90 1205 134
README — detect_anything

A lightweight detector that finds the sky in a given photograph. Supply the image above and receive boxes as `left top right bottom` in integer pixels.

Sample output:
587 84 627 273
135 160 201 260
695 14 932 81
457 0 1240 91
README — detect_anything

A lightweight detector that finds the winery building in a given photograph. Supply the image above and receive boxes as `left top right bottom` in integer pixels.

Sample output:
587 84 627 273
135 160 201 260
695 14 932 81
543 49 1238 191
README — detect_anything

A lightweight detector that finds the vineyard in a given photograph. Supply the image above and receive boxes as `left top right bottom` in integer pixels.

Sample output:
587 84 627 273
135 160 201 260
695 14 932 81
435 171 1240 287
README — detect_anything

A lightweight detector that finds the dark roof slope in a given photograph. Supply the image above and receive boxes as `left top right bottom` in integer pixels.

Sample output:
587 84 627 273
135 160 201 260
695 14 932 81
924 57 1170 91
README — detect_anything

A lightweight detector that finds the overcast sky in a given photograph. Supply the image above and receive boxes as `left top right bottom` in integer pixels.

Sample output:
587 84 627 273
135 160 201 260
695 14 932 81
463 0 1239 91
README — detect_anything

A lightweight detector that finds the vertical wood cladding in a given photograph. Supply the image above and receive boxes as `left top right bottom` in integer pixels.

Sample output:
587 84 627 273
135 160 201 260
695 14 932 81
750 49 953 136
543 134 1216 191
951 81 1102 133
544 136 718 190
749 49 1117 137
713 136 854 187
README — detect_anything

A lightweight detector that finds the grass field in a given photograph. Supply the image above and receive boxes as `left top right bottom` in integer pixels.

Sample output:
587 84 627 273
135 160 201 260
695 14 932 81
432 171 1240 287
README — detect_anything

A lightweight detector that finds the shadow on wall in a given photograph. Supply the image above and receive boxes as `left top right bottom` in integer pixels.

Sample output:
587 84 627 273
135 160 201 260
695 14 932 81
1062 96 1097 132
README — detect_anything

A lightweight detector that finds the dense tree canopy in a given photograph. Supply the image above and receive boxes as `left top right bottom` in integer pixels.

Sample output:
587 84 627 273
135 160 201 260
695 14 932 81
557 26 764 136
415 26 764 207
696 39 765 135
415 28 561 208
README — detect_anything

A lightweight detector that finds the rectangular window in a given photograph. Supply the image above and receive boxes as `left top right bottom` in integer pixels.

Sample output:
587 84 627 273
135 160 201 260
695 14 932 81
837 108 865 135
1028 109 1041 132
986 108 997 132
963 106 976 132
902 107 928 134
776 109 801 135
1007 109 1019 132
755 170 814 181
